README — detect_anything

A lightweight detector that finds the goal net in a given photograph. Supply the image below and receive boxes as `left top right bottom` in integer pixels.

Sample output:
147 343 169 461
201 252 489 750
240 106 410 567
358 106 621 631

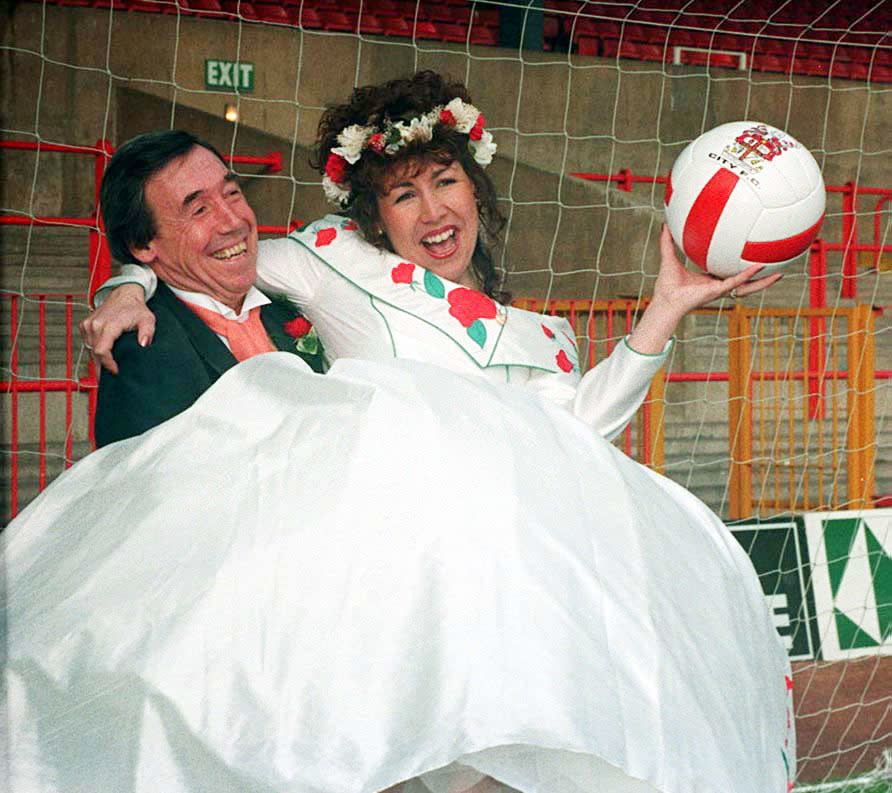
2 0 890 789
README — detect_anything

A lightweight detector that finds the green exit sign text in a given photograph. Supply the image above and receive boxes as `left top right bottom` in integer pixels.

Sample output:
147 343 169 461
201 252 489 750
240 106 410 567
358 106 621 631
205 60 255 92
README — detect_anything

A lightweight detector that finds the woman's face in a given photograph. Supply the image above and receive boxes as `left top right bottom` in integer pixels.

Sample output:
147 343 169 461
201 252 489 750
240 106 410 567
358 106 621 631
376 158 479 288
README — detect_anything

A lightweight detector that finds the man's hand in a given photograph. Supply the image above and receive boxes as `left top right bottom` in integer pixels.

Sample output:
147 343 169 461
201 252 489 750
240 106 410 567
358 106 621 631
79 284 155 375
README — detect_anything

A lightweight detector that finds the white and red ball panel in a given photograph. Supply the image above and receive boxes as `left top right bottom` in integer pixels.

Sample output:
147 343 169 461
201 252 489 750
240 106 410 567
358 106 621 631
664 121 826 278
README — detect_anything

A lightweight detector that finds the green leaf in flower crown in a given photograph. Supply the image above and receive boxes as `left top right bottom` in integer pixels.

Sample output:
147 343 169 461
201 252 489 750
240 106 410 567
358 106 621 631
467 320 487 349
423 270 445 298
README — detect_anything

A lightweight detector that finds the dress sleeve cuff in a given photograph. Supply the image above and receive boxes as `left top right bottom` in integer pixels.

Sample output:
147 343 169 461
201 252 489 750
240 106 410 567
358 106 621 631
91 267 157 308
622 334 674 359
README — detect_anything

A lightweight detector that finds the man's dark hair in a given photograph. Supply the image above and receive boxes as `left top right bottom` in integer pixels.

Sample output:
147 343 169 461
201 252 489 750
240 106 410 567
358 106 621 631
99 130 227 264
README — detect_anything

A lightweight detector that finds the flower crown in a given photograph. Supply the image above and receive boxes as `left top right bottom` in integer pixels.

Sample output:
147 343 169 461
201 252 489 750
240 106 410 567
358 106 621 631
321 97 497 207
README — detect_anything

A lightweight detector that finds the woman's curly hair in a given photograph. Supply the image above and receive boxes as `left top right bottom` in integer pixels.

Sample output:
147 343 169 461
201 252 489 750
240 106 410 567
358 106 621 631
312 71 510 303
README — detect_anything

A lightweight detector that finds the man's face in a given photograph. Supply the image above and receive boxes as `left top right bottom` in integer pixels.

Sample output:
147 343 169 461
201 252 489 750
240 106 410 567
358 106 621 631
132 145 258 311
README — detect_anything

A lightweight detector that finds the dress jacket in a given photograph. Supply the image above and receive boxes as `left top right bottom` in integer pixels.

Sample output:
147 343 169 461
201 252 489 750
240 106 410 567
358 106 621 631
94 281 324 447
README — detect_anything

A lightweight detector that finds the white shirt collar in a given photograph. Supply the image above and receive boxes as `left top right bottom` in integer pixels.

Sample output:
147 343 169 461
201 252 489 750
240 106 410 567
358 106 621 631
166 284 270 323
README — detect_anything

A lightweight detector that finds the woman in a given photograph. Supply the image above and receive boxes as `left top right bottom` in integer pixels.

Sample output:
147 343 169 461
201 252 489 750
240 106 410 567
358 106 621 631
9 73 792 793
84 72 775 441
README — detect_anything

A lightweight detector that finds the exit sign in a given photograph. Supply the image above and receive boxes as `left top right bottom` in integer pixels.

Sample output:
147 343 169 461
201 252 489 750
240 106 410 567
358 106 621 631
205 60 255 92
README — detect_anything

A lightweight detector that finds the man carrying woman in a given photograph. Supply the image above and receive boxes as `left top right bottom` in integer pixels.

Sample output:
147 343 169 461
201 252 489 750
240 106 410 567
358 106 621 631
9 71 793 793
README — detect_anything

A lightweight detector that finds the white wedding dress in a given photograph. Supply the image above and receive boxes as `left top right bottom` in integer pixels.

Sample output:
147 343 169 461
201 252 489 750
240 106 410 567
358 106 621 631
4 220 794 793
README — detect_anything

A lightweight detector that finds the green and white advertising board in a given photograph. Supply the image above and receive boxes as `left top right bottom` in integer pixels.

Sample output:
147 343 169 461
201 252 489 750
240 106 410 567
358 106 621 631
803 509 892 661
730 519 822 661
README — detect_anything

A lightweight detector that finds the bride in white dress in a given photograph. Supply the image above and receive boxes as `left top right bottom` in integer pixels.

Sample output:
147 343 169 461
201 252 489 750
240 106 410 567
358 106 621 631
7 71 793 793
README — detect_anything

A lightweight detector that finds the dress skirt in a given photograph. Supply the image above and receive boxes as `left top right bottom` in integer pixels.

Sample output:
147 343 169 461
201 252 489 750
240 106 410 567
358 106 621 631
4 353 793 793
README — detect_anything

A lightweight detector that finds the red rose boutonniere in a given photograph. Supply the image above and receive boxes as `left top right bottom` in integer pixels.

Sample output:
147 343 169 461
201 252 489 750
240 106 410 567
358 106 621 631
283 316 320 355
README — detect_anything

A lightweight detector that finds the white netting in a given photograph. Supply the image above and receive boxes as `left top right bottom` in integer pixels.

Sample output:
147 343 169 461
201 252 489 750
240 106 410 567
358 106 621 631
1 1 890 789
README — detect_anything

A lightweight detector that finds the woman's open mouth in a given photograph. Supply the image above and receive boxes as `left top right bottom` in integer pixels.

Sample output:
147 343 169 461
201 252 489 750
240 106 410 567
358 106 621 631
421 227 459 259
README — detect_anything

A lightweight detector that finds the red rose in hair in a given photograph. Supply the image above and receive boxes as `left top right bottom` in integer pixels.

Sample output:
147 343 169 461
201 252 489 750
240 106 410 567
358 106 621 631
324 152 347 183
447 288 497 328
368 132 385 153
391 262 416 284
469 114 486 141
541 323 555 339
439 109 456 127
555 349 574 373
315 227 337 247
283 316 313 338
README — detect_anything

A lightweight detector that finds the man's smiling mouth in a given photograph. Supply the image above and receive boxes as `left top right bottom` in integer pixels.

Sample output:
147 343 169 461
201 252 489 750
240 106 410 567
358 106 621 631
212 241 247 260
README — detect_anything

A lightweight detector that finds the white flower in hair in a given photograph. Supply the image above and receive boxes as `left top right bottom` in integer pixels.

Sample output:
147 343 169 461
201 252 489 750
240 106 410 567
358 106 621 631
332 124 371 164
444 97 480 134
322 175 351 206
398 115 436 144
469 129 497 166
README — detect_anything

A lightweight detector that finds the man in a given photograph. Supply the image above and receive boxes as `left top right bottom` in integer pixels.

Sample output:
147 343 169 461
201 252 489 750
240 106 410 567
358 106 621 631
90 130 323 447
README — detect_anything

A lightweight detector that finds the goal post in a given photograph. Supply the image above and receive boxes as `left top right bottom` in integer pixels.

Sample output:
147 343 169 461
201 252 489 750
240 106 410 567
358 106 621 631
1 1 890 789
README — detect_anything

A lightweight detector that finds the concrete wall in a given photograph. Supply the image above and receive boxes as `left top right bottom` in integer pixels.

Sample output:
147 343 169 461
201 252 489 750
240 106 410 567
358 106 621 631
2 3 890 513
4 3 891 300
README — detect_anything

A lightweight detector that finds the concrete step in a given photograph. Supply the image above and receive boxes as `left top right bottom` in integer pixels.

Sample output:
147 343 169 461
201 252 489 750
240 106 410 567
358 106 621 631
1 441 93 526
1 225 93 292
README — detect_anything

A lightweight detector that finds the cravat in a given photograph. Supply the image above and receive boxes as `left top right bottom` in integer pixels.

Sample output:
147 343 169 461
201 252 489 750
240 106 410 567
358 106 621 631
184 301 276 361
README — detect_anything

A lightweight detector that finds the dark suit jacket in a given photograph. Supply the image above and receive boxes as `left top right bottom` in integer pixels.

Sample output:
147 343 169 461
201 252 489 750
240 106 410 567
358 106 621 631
95 281 324 447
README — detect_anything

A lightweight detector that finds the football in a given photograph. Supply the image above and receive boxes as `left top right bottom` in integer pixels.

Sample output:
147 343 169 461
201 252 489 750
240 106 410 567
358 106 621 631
664 121 825 277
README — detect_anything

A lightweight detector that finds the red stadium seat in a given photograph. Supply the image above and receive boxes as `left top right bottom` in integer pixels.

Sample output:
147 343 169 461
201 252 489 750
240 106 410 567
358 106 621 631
320 10 353 32
294 5 322 29
356 12 385 35
870 64 892 82
440 5 472 25
577 35 599 57
469 25 497 46
253 3 290 24
678 48 738 69
437 22 468 43
220 1 259 21
410 18 440 40
179 0 225 16
474 8 499 28
382 15 410 37
127 0 177 13
368 0 399 18
750 53 792 74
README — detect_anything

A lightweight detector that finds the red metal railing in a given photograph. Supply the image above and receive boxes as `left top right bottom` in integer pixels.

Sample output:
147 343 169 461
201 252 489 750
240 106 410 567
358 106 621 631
3 145 890 518
571 169 892 308
0 138 301 519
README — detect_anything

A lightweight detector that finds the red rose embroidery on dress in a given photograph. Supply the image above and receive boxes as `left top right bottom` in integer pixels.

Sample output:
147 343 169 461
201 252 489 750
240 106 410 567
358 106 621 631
315 227 337 247
541 323 555 339
324 153 347 183
391 262 416 284
469 114 486 141
556 349 573 372
343 221 358 231
447 288 497 328
283 317 313 338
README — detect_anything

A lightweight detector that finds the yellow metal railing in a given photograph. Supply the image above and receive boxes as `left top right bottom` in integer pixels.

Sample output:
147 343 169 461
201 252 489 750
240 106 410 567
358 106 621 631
517 299 878 518
728 305 876 518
